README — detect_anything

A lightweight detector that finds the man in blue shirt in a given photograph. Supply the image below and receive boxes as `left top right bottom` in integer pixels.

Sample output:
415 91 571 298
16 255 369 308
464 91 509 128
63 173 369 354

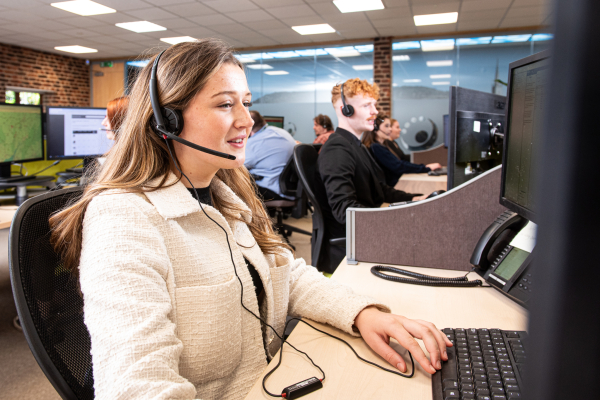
245 111 296 200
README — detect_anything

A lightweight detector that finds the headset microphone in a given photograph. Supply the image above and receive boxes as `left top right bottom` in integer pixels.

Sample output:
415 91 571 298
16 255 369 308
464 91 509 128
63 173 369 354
149 50 236 161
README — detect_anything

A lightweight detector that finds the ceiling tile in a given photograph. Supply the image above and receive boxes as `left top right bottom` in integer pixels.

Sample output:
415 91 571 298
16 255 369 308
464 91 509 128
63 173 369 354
170 25 217 37
227 9 274 23
412 2 460 15
337 26 378 38
499 15 544 28
124 7 179 20
458 9 507 22
243 19 288 30
2 0 43 9
252 0 299 7
149 17 199 29
372 17 414 29
89 0 152 11
251 27 295 38
29 31 74 41
279 16 325 27
84 35 129 44
201 0 258 13
90 12 149 25
0 9 44 22
55 16 107 28
26 19 76 31
143 0 197 6
456 18 501 31
382 0 410 7
167 2 218 17
89 24 134 36
267 5 317 19
21 4 75 19
188 14 235 26
60 27 106 38
511 0 547 6
3 23 50 34
366 6 411 20
377 26 418 36
235 36 278 47
306 2 339 15
415 23 458 34
460 0 512 12
505 5 546 18
224 31 270 41
210 24 257 34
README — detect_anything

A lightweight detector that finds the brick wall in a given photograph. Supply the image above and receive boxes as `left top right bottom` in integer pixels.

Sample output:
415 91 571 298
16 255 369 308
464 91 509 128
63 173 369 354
373 37 392 116
0 43 90 107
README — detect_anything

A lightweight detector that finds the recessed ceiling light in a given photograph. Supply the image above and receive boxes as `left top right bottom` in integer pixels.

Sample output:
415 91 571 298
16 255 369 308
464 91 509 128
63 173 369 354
393 55 410 61
333 0 384 13
421 39 455 52
326 47 360 57
116 21 166 33
51 0 115 16
432 81 450 85
427 60 453 67
292 24 335 35
430 74 451 79
404 79 421 83
160 36 197 45
414 12 458 26
352 65 373 70
55 45 98 53
246 64 273 69
264 71 289 75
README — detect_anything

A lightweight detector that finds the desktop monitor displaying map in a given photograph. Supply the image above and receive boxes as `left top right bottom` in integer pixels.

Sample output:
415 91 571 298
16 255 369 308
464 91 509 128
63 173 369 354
46 107 111 160
0 103 44 179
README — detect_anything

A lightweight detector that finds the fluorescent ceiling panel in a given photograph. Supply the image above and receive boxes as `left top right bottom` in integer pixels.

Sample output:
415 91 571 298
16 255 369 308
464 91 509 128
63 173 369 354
491 35 532 44
352 65 373 70
414 12 458 26
326 47 360 57
333 0 384 13
51 0 115 16
403 79 421 83
127 60 149 68
456 37 492 46
292 24 335 35
426 60 453 67
421 39 455 52
294 49 328 57
354 44 374 53
393 41 421 50
531 33 553 41
430 74 451 79
55 45 98 53
264 71 289 75
116 21 167 33
246 64 273 69
432 81 450 85
160 36 197 45
393 55 410 61
267 51 300 59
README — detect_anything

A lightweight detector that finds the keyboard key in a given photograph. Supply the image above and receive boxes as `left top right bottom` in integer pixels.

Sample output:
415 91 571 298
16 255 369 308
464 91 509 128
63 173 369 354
485 362 498 369
503 378 517 386
462 390 475 397
501 371 515 379
492 396 506 400
487 367 499 374
476 388 490 396
443 328 454 334
443 380 459 390
489 380 503 388
504 385 519 392
461 384 474 391
507 392 521 399
444 389 460 399
504 331 519 338
477 396 491 400
483 355 496 362
491 387 505 395
463 396 475 400
460 376 473 384
472 362 485 368
475 381 489 390
488 373 500 381
473 368 486 374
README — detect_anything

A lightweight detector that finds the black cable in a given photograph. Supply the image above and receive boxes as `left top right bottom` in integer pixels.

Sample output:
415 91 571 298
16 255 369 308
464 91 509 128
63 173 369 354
371 265 483 287
163 138 416 398
30 160 61 176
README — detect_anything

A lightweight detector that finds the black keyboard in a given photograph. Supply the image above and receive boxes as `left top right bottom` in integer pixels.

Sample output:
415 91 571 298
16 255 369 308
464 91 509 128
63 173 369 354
432 328 526 400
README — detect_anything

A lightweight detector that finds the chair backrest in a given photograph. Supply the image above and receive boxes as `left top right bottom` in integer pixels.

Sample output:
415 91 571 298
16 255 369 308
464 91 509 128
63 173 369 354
293 144 325 268
9 187 94 400
278 154 299 198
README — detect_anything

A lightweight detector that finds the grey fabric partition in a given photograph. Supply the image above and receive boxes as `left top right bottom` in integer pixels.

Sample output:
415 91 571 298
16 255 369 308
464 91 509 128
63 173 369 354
346 166 505 271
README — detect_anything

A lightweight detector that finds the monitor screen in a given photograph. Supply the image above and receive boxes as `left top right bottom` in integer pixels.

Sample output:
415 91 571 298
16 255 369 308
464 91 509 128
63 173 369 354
501 51 550 222
46 107 112 159
0 103 44 164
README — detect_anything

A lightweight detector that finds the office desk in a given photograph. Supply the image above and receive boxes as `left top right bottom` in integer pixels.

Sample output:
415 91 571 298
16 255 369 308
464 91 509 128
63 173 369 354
395 173 447 195
0 206 17 230
244 260 527 399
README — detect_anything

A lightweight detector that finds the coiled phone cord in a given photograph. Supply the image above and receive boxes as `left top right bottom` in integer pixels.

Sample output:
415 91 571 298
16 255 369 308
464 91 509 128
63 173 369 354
371 265 483 287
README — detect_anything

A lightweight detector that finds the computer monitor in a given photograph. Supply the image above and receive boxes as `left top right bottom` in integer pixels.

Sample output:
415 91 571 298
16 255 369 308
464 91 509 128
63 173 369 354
447 87 507 189
46 107 112 160
0 103 44 181
499 50 551 224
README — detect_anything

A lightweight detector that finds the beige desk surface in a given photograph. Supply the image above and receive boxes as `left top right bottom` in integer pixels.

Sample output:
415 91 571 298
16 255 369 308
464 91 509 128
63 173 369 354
395 173 447 195
0 206 17 230
244 260 527 400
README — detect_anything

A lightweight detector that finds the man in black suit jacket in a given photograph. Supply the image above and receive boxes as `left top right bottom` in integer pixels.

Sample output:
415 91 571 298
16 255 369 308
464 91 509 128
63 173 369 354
314 78 426 273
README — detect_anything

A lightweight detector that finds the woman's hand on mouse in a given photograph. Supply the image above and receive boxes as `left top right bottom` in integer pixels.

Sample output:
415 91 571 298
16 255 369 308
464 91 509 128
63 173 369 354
354 306 452 374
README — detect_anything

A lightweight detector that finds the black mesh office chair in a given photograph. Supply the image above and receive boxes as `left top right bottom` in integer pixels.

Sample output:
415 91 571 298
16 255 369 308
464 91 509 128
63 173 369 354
293 144 345 271
263 155 311 249
9 187 94 400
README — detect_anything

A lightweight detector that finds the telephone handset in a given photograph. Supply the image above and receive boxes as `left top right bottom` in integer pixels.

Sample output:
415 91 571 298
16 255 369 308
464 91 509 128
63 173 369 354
471 210 534 308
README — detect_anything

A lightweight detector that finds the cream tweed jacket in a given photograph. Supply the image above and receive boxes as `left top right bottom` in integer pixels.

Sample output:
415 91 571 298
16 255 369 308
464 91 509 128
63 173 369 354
79 173 390 400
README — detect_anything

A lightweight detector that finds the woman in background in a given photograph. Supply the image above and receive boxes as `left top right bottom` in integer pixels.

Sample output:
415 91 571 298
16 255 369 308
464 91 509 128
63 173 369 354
384 118 410 162
101 96 129 141
363 113 441 186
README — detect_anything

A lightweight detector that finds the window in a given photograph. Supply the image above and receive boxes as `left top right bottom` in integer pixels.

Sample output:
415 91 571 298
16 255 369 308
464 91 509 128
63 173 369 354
4 90 41 105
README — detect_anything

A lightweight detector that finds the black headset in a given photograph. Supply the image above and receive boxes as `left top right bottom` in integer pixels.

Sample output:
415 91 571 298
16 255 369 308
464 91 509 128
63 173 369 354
373 116 384 133
340 82 354 117
149 49 236 160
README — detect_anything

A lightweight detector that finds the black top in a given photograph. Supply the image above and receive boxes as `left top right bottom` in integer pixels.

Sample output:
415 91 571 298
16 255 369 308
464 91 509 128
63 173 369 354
187 187 264 299
383 139 410 162
370 142 430 186
313 128 415 272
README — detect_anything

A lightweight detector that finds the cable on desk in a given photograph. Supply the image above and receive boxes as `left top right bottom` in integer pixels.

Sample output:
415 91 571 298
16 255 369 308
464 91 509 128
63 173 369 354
371 265 483 287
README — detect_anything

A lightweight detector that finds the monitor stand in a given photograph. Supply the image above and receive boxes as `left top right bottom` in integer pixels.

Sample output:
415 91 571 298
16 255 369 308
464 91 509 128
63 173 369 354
0 163 36 183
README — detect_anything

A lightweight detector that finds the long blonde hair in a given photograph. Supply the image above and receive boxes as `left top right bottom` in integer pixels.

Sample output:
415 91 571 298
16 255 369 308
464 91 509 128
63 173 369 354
50 39 290 277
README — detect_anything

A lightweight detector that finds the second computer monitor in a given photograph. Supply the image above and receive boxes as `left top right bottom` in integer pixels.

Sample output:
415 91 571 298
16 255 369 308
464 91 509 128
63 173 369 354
46 107 112 159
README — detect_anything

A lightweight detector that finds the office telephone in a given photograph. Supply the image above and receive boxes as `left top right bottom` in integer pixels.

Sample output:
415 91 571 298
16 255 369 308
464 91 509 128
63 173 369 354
471 210 535 307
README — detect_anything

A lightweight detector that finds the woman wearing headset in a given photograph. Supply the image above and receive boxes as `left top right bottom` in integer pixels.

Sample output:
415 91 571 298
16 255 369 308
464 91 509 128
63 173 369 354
384 118 411 162
50 40 450 400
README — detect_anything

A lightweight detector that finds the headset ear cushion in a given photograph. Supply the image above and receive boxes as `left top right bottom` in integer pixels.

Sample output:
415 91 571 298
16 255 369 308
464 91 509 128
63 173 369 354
342 104 354 117
162 107 184 136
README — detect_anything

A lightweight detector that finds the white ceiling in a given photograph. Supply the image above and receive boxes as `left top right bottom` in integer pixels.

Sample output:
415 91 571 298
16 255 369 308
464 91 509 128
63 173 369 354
0 0 553 60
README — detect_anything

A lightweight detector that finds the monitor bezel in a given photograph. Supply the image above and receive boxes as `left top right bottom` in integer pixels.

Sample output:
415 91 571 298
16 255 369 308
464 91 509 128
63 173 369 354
0 103 44 164
45 106 108 160
499 49 551 224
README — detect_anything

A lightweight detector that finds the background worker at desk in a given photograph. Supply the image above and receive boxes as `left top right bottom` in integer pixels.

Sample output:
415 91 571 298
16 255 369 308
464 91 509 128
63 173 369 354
314 78 426 273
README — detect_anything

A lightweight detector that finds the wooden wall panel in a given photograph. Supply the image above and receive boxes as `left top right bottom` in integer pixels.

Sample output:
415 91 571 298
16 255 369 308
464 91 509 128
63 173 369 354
92 62 124 108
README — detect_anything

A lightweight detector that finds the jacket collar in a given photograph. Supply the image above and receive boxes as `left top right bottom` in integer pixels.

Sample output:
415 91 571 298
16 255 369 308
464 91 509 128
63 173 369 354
335 127 362 146
143 172 252 223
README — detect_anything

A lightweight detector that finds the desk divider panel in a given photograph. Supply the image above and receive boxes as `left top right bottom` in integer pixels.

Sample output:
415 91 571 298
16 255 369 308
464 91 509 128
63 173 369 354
346 166 505 271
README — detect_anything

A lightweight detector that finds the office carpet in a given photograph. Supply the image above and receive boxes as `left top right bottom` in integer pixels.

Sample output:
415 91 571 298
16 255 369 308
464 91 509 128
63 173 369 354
0 214 312 399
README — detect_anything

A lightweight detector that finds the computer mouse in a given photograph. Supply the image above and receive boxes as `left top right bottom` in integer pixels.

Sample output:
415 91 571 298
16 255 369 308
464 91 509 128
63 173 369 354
426 190 446 199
